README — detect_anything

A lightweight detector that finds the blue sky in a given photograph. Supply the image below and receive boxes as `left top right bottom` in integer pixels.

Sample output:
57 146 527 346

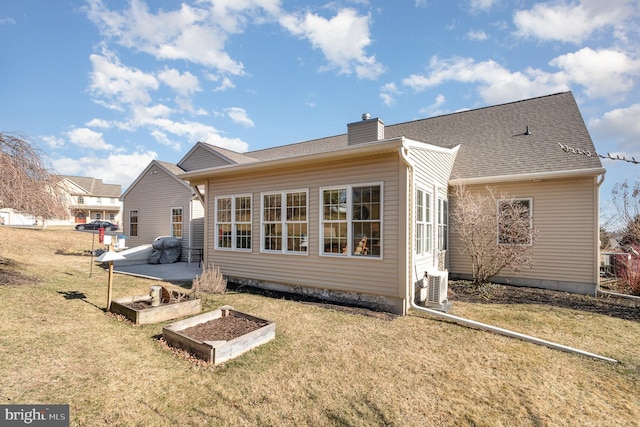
1 0 639 225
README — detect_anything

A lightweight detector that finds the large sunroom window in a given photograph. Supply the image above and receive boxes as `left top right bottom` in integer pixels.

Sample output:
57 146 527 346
215 195 252 251
261 190 308 254
321 184 381 257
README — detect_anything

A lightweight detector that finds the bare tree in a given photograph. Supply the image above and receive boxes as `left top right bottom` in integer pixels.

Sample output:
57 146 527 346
0 132 69 224
611 181 640 244
450 185 538 287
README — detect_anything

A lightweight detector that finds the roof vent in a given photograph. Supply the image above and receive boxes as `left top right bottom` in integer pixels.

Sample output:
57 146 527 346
525 125 532 135
362 113 371 121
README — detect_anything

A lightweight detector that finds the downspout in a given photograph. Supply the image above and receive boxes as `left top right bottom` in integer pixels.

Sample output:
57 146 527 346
399 142 416 314
595 173 605 295
399 147 617 363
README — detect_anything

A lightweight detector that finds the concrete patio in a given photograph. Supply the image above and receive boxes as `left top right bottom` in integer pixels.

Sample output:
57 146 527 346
113 262 202 283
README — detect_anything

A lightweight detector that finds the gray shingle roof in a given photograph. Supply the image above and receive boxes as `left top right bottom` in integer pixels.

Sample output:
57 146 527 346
59 176 122 197
203 92 602 180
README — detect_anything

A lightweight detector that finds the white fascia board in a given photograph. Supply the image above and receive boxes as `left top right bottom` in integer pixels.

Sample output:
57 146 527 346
403 138 460 155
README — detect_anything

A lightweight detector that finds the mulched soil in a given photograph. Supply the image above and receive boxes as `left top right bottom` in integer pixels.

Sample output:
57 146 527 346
227 282 398 321
448 281 640 322
178 312 268 342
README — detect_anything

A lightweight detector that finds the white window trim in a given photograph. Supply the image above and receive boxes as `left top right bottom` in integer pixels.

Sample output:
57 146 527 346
497 197 533 246
415 188 433 257
260 189 309 255
170 206 184 239
214 194 253 252
129 210 138 237
319 182 383 259
437 197 448 251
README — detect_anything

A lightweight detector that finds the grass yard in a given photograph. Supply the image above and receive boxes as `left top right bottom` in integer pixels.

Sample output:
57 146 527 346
0 227 639 426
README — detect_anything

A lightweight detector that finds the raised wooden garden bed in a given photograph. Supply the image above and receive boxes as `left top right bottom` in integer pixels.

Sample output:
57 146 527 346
110 293 202 325
162 305 275 365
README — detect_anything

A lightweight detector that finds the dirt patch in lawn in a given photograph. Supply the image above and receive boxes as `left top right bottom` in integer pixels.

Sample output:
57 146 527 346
448 281 640 322
0 260 40 286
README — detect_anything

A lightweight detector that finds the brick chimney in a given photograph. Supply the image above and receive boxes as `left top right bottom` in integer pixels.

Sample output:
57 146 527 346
347 113 384 145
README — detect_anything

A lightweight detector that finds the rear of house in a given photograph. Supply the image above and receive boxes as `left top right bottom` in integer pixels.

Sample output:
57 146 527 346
172 92 603 314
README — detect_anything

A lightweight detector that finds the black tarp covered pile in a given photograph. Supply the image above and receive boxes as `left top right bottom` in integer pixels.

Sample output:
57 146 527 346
148 236 182 264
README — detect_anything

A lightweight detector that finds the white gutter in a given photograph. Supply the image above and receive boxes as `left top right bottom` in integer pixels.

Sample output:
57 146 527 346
449 167 606 186
398 147 617 363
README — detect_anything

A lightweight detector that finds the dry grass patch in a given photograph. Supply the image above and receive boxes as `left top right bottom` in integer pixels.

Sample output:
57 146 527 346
0 227 639 426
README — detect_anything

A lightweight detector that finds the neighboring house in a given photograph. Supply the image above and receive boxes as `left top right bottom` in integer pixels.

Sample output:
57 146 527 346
58 176 123 225
168 92 601 315
1 175 122 226
120 151 214 261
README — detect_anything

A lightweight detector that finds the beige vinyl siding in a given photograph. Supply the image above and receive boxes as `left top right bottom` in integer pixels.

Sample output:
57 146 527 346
190 200 205 250
410 148 457 276
448 177 598 285
205 153 403 299
179 145 233 171
122 167 195 261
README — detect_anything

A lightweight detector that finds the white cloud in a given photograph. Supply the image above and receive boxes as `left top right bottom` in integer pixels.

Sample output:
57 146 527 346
40 135 65 149
157 68 200 97
52 149 159 189
226 107 255 127
549 48 640 100
419 94 447 117
513 0 638 44
402 56 569 105
466 30 488 41
469 0 499 11
380 82 401 106
84 0 282 75
89 50 159 107
589 104 640 149
280 8 385 80
400 49 640 105
86 118 111 128
0 17 16 25
66 128 115 151
217 77 236 92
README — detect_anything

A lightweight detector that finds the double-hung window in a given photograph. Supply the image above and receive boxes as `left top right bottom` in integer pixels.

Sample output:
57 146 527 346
129 210 138 237
171 207 183 239
321 184 381 257
215 195 252 250
437 198 448 251
498 198 533 245
261 190 308 254
415 189 432 255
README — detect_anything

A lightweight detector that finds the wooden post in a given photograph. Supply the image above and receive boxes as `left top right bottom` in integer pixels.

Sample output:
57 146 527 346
106 243 114 311
107 260 114 311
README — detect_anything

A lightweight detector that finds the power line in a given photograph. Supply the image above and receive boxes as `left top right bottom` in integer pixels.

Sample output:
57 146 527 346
558 143 640 165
